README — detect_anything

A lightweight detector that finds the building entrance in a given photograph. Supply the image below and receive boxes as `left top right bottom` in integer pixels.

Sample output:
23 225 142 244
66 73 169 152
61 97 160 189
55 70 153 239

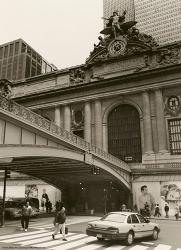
108 104 142 163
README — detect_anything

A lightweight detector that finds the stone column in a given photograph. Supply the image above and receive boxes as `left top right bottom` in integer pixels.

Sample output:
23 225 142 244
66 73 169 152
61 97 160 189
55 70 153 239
94 99 103 148
54 106 62 127
102 123 108 151
63 105 71 131
84 102 91 143
142 91 154 154
155 89 167 152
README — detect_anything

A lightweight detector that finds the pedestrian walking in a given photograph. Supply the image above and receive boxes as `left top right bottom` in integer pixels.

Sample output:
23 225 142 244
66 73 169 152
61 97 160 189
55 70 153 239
164 203 169 218
145 202 150 217
21 201 32 232
52 203 67 241
154 204 161 217
175 204 179 220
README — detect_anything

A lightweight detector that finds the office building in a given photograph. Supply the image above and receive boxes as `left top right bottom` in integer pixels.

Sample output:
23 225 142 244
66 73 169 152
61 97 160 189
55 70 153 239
103 0 181 45
0 39 57 81
103 0 135 23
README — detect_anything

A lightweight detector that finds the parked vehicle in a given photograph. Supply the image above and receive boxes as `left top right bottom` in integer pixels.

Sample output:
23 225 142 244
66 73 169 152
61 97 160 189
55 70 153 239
0 197 40 219
86 211 160 246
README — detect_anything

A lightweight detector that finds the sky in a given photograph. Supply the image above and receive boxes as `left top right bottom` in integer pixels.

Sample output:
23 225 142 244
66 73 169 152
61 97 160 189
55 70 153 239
0 0 103 69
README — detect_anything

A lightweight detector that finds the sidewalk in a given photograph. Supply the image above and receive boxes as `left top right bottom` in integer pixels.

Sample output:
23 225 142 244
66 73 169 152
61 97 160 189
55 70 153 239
149 215 181 221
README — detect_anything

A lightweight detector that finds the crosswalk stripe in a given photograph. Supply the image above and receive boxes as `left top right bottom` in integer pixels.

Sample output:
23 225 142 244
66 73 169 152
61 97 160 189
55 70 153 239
33 233 86 248
21 233 76 246
51 236 98 250
75 242 106 250
141 242 154 245
1 231 56 243
128 246 149 250
0 229 47 240
154 244 172 250
104 245 126 249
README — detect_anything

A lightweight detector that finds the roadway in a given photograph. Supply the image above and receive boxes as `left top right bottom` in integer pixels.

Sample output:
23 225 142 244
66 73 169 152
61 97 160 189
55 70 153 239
0 216 180 250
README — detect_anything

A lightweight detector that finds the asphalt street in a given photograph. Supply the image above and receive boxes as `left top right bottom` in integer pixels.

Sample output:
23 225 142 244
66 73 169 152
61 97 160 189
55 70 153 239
0 216 180 250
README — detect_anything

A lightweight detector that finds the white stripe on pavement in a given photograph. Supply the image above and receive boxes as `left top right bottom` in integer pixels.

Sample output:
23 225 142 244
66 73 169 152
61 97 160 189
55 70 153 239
1 231 55 243
21 233 76 246
75 242 107 250
128 246 148 250
0 229 47 240
51 236 97 250
154 244 172 250
141 242 154 245
33 233 86 248
103 245 126 250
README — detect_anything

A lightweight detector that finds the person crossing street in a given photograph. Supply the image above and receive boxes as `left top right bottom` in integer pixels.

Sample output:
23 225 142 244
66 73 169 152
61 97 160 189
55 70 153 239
21 201 32 232
52 202 67 241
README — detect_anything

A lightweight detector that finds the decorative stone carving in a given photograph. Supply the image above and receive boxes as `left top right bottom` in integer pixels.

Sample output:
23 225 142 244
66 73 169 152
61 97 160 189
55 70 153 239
69 67 85 84
86 11 159 65
165 95 181 116
156 47 180 66
0 79 12 98
71 108 84 129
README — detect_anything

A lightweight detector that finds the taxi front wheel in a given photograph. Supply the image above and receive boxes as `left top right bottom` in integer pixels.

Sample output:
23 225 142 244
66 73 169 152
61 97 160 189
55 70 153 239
152 228 159 240
125 231 134 246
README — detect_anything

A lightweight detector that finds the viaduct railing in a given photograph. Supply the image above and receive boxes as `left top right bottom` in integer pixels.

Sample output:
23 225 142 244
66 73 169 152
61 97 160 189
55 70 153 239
0 94 130 174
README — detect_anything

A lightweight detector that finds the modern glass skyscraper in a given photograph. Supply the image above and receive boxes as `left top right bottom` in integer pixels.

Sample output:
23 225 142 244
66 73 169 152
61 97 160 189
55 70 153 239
103 0 181 45
103 0 135 23
135 0 181 45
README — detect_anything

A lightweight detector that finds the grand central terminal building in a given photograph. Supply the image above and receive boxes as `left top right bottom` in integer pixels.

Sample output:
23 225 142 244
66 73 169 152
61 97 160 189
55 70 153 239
2 21 181 215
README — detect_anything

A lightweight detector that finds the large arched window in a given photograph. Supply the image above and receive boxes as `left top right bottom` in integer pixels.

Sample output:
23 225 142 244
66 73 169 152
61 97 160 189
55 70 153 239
108 104 142 163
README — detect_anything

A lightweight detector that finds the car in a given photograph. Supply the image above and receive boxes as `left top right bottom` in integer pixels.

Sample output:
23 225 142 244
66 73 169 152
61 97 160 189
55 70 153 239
86 211 160 246
0 197 40 220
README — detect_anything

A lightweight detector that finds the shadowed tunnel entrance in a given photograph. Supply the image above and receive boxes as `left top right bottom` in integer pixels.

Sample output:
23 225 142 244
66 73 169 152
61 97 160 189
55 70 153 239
0 151 131 214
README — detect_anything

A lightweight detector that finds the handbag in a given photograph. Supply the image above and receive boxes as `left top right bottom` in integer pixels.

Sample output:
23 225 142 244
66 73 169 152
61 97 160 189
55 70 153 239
60 226 68 235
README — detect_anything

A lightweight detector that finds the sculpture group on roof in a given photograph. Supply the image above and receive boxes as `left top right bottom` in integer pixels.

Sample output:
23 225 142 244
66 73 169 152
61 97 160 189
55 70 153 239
87 9 158 63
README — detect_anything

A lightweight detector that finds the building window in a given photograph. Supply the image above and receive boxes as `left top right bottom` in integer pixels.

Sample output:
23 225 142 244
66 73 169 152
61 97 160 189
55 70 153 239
108 104 142 163
4 46 8 58
168 119 181 155
15 42 19 54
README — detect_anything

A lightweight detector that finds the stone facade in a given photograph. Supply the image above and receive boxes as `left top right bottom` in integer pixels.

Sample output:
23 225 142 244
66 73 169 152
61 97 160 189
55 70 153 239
12 40 181 211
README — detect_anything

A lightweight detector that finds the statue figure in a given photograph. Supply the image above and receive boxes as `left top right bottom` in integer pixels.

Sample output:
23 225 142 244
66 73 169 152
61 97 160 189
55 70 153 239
103 10 127 38
0 79 12 98
94 36 107 51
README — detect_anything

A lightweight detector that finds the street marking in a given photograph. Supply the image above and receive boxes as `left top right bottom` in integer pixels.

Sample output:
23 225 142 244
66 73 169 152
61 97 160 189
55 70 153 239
0 229 47 240
95 244 125 249
76 242 107 250
154 244 172 250
141 242 154 245
51 236 98 250
33 233 86 248
1 231 53 243
128 246 148 250
21 233 76 246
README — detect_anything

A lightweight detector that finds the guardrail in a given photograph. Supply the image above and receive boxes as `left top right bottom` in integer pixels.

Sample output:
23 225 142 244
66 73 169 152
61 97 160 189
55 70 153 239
0 94 130 173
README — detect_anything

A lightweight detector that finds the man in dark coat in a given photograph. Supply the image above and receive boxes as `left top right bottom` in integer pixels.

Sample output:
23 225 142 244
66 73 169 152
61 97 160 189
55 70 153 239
52 203 67 241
